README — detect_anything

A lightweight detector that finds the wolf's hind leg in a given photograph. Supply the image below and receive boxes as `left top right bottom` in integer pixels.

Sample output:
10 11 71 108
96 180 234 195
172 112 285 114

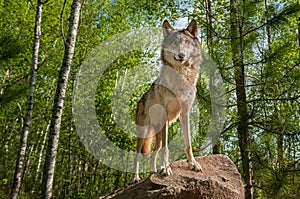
134 126 147 182
133 137 144 183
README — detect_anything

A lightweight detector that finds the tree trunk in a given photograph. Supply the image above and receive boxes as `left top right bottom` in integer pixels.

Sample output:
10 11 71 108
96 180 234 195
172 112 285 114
11 1 43 198
205 0 221 154
35 123 49 182
230 0 254 198
205 0 213 54
41 0 82 198
298 0 300 57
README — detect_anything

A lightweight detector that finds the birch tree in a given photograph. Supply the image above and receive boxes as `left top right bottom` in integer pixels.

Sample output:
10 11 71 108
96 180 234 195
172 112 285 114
11 1 44 198
1 0 300 198
41 0 82 198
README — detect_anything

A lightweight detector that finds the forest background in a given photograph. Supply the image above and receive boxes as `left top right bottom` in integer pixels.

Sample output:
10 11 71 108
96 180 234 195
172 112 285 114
0 0 299 198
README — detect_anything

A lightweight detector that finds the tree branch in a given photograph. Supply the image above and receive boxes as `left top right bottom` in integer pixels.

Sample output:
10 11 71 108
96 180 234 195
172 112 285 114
243 4 300 37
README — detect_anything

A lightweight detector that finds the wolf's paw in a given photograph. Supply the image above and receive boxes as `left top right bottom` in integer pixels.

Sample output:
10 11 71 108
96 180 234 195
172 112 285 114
188 160 202 172
160 166 172 176
133 177 141 183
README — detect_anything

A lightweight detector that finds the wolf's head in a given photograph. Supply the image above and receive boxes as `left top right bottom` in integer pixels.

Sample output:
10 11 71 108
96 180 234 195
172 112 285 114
161 20 202 69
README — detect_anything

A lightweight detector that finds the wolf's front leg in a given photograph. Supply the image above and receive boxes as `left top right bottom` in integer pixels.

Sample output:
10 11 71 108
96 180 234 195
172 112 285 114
160 147 172 176
160 122 172 176
181 114 202 172
151 132 162 172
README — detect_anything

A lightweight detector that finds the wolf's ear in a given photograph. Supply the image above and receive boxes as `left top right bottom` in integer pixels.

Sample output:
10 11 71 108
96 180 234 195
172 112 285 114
186 19 198 38
162 20 174 37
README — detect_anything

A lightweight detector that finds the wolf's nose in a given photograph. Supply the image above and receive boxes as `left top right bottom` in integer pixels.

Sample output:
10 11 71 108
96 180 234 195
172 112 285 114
178 53 185 60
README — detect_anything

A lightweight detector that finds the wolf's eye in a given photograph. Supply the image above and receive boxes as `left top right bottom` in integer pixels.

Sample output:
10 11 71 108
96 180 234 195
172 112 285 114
171 41 177 45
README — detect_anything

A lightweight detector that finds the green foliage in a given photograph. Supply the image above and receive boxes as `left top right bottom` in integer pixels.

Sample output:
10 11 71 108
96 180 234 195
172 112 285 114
1 0 299 198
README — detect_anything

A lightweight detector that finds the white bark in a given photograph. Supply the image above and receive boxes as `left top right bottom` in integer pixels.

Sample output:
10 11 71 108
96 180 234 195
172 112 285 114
11 1 43 198
36 122 50 183
41 0 82 198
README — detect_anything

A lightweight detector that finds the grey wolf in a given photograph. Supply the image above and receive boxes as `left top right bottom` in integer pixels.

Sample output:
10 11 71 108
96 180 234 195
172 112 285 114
134 19 203 182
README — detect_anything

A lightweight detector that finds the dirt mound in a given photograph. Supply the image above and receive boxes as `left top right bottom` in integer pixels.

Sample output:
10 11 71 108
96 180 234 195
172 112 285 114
100 154 244 199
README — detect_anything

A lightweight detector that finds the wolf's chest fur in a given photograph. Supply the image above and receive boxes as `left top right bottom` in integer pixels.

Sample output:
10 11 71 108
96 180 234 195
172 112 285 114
158 63 199 103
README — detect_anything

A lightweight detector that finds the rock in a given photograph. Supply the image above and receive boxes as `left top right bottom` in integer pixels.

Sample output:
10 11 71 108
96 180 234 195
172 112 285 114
99 154 244 199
